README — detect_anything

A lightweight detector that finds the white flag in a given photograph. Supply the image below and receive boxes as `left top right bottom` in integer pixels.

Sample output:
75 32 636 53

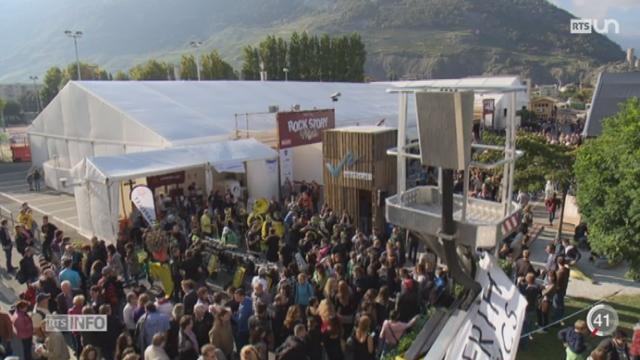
444 254 527 360
130 185 157 225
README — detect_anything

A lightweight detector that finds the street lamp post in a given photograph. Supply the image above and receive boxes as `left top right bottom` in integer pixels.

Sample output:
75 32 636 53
190 41 203 81
64 30 83 80
283 67 289 81
29 75 42 112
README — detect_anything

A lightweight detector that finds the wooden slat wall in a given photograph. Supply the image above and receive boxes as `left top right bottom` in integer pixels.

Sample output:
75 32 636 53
323 128 397 232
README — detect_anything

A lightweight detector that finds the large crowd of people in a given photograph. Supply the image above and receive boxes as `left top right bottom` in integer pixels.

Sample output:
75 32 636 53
1 176 639 360
0 183 443 360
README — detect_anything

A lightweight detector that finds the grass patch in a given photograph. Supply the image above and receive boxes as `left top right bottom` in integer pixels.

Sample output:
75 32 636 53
517 294 640 360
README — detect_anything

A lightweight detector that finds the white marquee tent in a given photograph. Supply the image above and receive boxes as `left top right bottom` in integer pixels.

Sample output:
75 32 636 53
71 138 278 241
27 77 527 241
28 80 423 192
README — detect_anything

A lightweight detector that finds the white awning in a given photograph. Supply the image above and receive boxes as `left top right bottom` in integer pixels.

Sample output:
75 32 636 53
71 138 276 183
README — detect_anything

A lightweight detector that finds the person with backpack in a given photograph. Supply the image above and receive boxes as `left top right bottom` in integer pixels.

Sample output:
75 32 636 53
275 323 309 360
17 247 39 284
349 315 376 360
558 320 589 360
379 311 418 356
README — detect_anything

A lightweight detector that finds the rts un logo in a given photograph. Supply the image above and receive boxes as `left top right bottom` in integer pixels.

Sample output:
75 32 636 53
570 19 620 34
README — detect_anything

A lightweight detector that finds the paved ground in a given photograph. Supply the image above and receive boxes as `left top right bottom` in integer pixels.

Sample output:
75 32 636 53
0 162 80 231
527 203 640 299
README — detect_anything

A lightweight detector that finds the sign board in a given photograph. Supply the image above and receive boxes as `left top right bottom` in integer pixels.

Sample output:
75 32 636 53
147 171 185 188
279 149 293 185
130 185 157 225
343 171 372 181
277 109 335 149
482 99 495 114
482 99 496 129
444 254 526 360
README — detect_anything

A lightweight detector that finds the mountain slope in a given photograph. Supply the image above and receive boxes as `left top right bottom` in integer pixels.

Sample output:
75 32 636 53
0 0 625 84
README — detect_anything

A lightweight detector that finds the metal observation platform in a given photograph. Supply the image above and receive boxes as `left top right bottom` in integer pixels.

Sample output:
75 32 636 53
384 81 527 360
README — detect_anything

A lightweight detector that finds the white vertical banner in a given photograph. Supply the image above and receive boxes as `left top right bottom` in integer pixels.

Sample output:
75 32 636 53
130 185 156 225
444 254 527 360
280 149 293 185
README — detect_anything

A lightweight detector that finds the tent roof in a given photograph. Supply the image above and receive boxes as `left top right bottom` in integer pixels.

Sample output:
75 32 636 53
74 80 415 143
378 76 527 93
73 138 277 183
583 72 640 137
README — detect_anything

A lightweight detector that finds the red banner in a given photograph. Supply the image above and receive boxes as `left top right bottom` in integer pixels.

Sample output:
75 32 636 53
277 109 335 149
147 171 185 188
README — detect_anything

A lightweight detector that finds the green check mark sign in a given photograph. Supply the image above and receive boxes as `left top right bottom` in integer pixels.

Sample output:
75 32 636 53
326 151 359 177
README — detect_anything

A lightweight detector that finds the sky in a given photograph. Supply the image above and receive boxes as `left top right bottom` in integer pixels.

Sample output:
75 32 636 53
551 0 640 51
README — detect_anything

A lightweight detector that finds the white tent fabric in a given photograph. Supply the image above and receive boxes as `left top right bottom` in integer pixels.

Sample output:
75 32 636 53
29 80 423 191
75 138 275 183
71 139 277 241
28 82 170 192
70 80 419 141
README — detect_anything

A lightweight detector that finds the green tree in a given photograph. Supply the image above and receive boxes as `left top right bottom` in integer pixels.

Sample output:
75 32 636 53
346 33 366 82
129 60 171 80
61 62 110 86
332 35 348 81
180 54 198 80
478 132 575 193
575 98 640 278
200 50 237 80
114 70 130 80
318 34 332 81
259 35 280 80
241 46 260 80
288 32 301 80
18 91 39 113
299 32 311 80
40 66 63 107
0 98 5 128
3 100 23 124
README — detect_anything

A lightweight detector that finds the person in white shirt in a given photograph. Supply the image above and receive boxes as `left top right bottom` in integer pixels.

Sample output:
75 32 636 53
155 295 174 318
251 268 269 292
123 292 138 333
517 190 530 209
144 333 170 360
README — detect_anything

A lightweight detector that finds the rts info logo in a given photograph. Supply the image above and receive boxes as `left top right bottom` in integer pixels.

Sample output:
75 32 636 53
570 19 620 34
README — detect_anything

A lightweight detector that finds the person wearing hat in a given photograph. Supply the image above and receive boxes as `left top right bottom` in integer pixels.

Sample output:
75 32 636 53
395 277 420 322
221 222 239 247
